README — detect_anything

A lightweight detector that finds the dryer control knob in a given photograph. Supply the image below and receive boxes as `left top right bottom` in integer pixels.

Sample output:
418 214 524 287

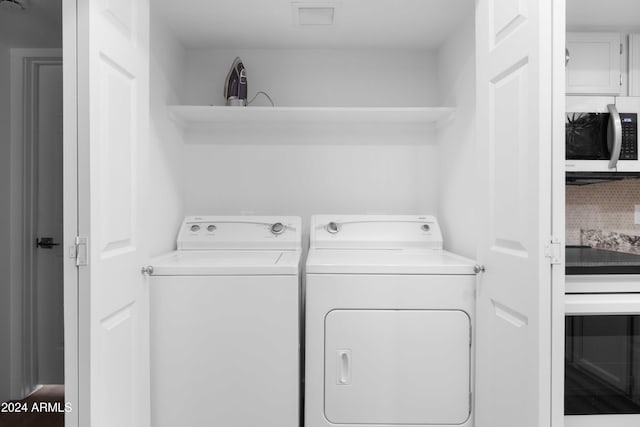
270 222 285 235
190 224 201 232
421 224 430 232
327 222 340 234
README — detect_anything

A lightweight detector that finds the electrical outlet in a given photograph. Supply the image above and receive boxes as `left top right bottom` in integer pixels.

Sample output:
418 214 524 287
635 205 640 225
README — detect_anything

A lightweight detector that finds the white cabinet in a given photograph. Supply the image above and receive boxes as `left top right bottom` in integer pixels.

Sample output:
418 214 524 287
630 34 640 96
566 32 622 95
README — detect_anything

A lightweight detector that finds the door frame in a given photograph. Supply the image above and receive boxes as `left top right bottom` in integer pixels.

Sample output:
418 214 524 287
9 48 63 400
551 1 567 426
62 0 79 426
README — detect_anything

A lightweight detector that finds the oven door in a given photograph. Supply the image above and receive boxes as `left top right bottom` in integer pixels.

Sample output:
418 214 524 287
565 293 640 427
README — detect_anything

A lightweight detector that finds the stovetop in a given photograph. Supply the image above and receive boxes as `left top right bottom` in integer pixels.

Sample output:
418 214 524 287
565 246 640 274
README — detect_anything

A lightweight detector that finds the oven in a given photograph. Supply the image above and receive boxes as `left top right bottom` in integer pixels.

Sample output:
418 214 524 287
565 280 640 427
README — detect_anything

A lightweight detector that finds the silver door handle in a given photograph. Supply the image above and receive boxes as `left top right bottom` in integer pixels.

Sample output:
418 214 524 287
607 104 622 169
336 350 351 385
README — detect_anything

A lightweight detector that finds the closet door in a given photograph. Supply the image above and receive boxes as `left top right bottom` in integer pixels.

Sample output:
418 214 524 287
74 0 150 426
475 1 555 426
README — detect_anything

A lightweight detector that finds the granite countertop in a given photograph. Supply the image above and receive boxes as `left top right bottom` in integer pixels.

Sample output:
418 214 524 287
565 229 640 274
581 229 640 255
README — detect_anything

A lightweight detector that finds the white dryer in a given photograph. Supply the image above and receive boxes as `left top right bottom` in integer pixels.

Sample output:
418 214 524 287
305 215 477 427
149 216 301 427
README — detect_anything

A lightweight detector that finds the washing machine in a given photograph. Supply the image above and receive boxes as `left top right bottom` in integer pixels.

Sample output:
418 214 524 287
149 216 301 427
305 215 477 427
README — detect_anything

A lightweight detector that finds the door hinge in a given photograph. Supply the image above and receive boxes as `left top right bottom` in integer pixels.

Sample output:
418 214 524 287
544 238 562 265
70 236 88 267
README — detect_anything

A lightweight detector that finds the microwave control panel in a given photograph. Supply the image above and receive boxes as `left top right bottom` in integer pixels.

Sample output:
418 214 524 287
620 113 638 160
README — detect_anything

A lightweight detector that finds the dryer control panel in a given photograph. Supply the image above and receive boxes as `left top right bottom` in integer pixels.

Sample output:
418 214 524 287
177 216 301 250
309 215 443 250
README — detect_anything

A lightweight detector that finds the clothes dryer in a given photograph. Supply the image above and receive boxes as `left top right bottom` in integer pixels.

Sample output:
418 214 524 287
305 215 477 427
149 216 301 427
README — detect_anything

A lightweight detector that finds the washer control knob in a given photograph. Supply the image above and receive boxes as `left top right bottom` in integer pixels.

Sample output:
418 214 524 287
207 224 217 232
327 222 340 234
270 222 285 235
190 224 201 232
421 224 430 232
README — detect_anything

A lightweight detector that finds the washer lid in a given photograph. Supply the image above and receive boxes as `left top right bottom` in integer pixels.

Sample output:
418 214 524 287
150 250 301 276
306 249 476 275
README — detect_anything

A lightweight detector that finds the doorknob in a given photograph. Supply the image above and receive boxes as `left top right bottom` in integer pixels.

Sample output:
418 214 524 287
36 237 60 249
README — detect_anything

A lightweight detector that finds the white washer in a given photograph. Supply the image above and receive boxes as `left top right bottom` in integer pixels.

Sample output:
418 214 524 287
149 216 301 427
305 215 476 427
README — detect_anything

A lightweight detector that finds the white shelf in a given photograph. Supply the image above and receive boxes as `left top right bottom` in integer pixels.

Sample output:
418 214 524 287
168 105 456 126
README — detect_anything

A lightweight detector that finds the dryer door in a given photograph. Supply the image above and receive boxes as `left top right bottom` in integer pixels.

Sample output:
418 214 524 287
324 309 471 425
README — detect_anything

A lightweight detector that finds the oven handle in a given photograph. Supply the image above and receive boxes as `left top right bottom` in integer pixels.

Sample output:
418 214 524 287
566 293 640 315
607 103 622 169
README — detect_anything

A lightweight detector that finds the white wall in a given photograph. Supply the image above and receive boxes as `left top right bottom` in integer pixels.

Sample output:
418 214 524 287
183 48 439 107
147 12 187 256
180 48 440 246
436 12 477 259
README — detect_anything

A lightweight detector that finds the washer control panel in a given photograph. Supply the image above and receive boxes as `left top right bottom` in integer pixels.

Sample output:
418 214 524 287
177 216 301 250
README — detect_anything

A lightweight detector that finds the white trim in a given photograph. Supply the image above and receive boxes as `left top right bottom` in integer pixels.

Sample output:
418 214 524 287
9 48 62 400
551 1 566 426
62 0 79 426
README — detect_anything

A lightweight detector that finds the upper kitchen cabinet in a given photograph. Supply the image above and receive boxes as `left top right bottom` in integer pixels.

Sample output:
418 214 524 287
565 32 622 95
566 0 640 96
630 34 640 95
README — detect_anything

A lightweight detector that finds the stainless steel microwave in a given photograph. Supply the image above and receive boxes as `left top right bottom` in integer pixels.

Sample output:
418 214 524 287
566 96 640 172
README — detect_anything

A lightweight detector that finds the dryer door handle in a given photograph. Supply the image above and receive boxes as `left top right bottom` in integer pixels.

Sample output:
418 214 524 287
336 350 352 385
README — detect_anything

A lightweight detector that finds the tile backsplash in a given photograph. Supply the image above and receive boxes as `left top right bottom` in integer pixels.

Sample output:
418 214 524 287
566 180 640 245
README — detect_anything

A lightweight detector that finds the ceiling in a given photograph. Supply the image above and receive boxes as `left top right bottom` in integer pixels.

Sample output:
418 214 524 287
152 0 474 49
566 0 640 30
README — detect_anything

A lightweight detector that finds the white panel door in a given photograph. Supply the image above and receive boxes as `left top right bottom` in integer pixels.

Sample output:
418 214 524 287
76 0 150 426
475 1 553 427
36 63 65 385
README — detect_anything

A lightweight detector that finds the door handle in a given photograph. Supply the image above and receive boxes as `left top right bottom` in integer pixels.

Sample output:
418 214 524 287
336 350 351 385
36 237 60 249
607 103 622 169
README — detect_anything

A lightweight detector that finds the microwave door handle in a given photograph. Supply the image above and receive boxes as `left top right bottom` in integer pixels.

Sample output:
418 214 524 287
607 103 622 169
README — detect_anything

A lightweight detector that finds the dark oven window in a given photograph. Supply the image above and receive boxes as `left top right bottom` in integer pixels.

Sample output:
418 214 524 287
565 315 640 415
566 112 610 160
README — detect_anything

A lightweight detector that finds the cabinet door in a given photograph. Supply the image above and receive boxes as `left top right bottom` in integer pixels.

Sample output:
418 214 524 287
566 32 621 95
324 309 471 425
630 34 640 96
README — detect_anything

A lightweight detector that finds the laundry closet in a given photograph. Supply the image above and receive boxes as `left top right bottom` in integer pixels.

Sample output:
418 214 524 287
64 1 564 427
147 0 477 259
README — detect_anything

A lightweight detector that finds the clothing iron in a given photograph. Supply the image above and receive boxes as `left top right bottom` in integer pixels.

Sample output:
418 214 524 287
224 57 248 106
